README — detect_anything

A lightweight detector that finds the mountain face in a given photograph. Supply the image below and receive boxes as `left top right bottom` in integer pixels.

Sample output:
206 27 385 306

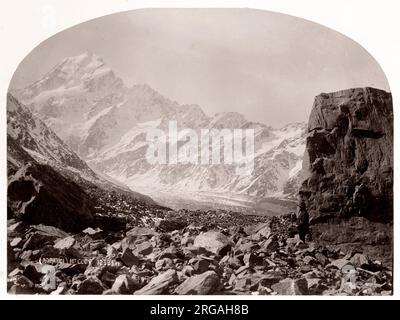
300 87 393 223
15 52 306 208
7 93 159 230
7 93 95 231
7 93 94 177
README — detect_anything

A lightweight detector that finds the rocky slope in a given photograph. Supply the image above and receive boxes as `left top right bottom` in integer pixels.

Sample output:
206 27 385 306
7 93 158 231
299 87 393 223
14 52 306 206
7 210 392 295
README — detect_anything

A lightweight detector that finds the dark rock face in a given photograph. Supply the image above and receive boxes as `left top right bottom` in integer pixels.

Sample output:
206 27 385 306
8 162 94 232
300 87 393 223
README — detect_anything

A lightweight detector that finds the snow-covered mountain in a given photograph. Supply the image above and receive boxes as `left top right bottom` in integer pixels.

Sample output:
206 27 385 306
7 93 93 177
7 92 156 204
14 52 307 208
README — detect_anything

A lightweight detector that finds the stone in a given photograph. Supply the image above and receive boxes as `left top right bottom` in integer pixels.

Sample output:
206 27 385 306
77 276 107 294
8 268 23 278
33 224 70 238
306 278 326 294
180 232 194 246
259 271 284 286
300 87 393 223
235 241 257 254
126 227 158 239
155 258 174 270
19 250 33 260
10 237 22 247
8 284 35 294
82 227 103 236
295 241 309 250
174 271 220 295
111 274 140 294
193 231 231 256
7 162 94 232
243 253 262 266
182 265 194 277
158 246 178 259
7 221 24 233
256 224 272 239
119 248 140 268
50 284 68 295
100 271 117 287
193 258 210 274
315 252 329 266
303 255 318 265
54 236 76 250
245 223 271 239
234 277 251 292
22 232 55 251
329 258 351 270
134 269 178 295
23 264 42 283
271 278 309 295
350 253 370 268
88 240 107 251
260 238 279 254
106 245 118 258
235 265 250 275
134 241 153 256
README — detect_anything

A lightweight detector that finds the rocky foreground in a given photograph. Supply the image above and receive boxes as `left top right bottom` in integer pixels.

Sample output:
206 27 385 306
7 206 392 296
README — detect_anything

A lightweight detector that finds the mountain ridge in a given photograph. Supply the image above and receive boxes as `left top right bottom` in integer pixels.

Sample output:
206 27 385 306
14 52 307 210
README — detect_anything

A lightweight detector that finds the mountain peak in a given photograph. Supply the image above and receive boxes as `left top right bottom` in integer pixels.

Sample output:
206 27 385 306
61 52 104 70
19 52 120 100
209 112 247 129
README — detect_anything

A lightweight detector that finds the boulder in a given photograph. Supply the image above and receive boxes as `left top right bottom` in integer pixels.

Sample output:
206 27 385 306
174 271 220 295
260 237 279 254
271 278 309 295
77 276 107 294
133 241 153 256
126 227 158 239
7 163 94 232
119 248 140 268
22 231 55 251
315 252 329 266
111 274 140 294
329 258 351 270
300 87 393 223
33 224 70 238
54 236 76 250
258 271 284 287
350 253 370 268
134 269 178 295
10 237 22 247
193 231 231 256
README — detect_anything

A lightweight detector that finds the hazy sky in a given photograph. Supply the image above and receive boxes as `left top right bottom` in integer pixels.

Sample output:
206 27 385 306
10 9 390 127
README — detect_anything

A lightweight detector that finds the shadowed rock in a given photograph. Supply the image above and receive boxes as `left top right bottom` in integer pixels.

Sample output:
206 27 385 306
300 87 393 223
8 162 94 232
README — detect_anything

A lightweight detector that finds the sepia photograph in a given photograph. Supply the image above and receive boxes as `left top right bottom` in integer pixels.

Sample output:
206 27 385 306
5 8 393 296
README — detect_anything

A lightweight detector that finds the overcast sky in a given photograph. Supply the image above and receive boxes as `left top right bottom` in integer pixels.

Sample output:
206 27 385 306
10 9 390 127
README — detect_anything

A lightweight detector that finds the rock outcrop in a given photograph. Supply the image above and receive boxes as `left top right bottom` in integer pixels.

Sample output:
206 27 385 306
300 87 393 223
8 162 94 232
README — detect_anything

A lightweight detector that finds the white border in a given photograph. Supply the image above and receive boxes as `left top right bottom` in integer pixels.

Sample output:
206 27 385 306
0 0 398 300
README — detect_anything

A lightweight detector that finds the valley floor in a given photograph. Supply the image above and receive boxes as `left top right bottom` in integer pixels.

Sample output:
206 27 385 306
7 203 392 295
